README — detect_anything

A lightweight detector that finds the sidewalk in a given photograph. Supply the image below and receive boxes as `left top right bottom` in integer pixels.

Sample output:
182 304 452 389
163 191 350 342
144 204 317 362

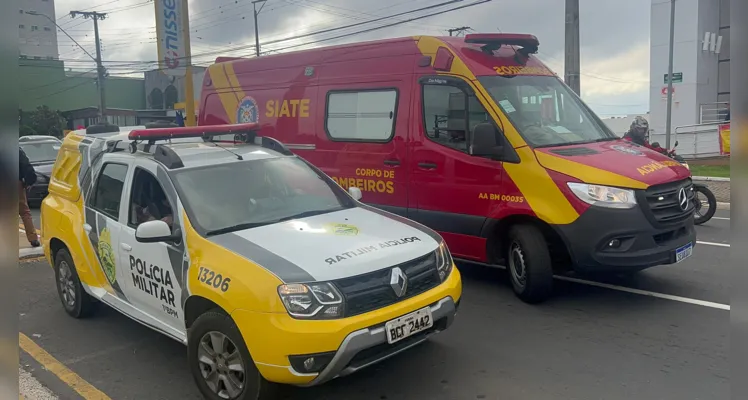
19 224 44 259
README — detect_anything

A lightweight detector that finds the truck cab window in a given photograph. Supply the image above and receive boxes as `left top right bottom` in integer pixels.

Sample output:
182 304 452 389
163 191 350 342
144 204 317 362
128 168 175 229
422 84 491 152
91 163 128 220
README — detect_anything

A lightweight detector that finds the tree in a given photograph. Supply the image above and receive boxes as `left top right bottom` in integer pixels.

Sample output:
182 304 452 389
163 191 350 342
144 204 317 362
20 106 67 138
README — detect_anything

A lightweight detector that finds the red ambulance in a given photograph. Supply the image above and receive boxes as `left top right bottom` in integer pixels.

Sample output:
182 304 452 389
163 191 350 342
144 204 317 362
199 33 695 303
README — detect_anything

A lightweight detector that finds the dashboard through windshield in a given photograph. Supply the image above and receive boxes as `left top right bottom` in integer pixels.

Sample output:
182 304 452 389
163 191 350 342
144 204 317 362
478 75 617 148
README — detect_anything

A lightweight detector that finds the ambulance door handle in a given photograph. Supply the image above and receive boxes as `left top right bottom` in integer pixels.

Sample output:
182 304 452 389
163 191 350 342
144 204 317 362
418 162 437 170
120 243 132 252
383 159 400 166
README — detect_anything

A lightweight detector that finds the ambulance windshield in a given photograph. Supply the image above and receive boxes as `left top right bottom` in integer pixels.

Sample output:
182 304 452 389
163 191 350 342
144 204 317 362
478 75 617 148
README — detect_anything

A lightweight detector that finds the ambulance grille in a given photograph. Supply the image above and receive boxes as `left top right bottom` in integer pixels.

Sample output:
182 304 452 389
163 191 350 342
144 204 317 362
639 178 695 226
333 252 441 318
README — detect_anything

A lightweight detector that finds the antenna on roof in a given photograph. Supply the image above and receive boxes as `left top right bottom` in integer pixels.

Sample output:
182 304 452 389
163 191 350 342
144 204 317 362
210 141 243 161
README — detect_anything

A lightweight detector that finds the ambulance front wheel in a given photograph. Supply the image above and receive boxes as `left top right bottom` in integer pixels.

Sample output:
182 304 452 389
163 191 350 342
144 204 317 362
188 310 278 400
506 224 554 304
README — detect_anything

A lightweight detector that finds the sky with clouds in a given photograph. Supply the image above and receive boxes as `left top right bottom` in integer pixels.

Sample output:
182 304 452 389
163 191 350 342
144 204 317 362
52 0 652 117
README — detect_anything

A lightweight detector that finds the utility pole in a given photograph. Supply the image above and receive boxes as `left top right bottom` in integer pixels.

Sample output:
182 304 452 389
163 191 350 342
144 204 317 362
564 0 580 96
253 0 267 57
70 11 108 120
664 0 676 150
448 26 471 36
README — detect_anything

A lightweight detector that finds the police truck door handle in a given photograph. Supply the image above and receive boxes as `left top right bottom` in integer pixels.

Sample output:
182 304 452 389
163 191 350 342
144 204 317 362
121 243 132 252
384 159 400 166
83 224 92 234
418 162 437 170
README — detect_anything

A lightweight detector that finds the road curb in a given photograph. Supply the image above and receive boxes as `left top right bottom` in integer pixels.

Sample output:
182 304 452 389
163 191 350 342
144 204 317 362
19 247 44 260
692 176 730 182
717 202 730 210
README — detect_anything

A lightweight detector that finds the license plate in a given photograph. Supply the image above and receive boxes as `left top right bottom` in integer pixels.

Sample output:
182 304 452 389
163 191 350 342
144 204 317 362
385 307 434 344
675 242 693 263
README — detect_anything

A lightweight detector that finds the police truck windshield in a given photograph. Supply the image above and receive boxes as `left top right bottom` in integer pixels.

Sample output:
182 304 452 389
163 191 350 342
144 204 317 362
171 157 356 236
477 75 617 148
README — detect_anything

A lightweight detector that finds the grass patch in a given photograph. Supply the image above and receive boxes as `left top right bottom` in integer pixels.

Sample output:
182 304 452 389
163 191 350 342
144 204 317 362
689 164 730 177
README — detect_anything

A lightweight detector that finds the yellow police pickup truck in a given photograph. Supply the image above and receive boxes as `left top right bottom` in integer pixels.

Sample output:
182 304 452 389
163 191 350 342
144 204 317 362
40 122 462 399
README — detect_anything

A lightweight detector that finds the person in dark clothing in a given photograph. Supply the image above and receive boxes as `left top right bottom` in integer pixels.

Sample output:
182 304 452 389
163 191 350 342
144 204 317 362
622 116 667 154
19 148 40 247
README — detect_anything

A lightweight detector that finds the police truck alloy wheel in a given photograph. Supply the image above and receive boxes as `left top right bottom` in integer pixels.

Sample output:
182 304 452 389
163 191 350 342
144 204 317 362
506 225 554 304
54 249 97 318
189 311 276 400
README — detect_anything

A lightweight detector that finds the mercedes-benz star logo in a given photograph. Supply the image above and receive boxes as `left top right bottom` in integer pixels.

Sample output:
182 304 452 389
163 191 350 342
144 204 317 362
390 267 408 298
677 187 688 211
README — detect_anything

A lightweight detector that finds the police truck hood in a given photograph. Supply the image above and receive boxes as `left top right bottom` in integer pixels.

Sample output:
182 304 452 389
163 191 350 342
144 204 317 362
207 207 442 283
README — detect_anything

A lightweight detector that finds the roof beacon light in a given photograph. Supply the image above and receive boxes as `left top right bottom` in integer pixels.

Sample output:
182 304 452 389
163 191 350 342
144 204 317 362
464 33 540 56
128 123 260 141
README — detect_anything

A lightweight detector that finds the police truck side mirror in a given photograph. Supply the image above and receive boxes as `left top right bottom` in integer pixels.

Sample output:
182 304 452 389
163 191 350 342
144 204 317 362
470 122 504 159
135 220 180 244
348 187 363 201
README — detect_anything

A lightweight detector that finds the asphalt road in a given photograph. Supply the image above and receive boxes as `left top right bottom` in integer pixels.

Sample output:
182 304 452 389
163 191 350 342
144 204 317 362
19 210 730 400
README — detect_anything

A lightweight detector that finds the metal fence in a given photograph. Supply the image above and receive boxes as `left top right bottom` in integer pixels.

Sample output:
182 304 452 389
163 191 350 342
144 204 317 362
649 122 723 159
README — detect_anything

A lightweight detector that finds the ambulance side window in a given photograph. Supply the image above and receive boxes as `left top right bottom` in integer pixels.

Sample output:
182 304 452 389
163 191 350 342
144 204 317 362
422 84 490 152
325 89 398 142
90 163 128 220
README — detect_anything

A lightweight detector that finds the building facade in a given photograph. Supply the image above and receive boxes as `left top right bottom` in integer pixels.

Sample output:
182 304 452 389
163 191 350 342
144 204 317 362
649 0 730 136
144 67 206 110
19 0 59 60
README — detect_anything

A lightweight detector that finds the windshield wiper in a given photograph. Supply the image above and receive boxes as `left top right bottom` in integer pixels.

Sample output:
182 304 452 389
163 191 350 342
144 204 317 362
205 222 274 236
535 137 618 148
275 208 341 223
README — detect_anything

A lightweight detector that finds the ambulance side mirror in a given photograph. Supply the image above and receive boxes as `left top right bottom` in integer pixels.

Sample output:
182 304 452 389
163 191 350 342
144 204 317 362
348 187 363 201
136 220 181 244
471 122 505 160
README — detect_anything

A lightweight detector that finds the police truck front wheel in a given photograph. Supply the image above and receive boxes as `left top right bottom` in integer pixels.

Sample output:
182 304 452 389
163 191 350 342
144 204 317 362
506 225 554 303
54 248 97 318
188 310 277 400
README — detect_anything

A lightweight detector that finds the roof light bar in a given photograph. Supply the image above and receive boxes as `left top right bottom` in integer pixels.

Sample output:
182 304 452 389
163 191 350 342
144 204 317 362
465 33 539 54
128 123 260 141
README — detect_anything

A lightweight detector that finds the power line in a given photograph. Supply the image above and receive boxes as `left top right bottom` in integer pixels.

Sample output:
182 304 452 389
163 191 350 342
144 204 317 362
32 80 93 100
261 0 491 55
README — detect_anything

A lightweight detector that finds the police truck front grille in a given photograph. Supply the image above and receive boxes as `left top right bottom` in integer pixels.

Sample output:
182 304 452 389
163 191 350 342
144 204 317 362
333 253 440 318
640 178 694 225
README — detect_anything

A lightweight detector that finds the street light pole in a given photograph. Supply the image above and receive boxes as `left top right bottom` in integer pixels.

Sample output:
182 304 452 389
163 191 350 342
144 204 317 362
253 0 266 57
664 0 677 150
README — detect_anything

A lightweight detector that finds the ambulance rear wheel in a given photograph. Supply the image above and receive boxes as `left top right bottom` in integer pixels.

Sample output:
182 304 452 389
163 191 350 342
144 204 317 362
506 224 554 304
54 248 97 318
188 310 277 400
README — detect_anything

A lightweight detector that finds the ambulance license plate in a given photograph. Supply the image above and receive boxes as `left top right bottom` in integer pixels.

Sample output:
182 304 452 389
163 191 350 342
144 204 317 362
675 242 693 263
385 307 433 344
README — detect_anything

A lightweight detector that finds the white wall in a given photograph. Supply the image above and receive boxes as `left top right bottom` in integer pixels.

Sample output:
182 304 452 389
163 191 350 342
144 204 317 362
18 0 59 59
649 0 700 136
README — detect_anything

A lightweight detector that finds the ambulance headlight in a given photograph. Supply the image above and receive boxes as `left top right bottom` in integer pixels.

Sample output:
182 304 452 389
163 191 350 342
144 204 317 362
278 282 344 319
567 183 637 209
435 242 454 282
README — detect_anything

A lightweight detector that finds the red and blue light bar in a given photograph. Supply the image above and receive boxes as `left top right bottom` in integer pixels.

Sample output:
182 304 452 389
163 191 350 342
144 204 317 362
128 123 260 141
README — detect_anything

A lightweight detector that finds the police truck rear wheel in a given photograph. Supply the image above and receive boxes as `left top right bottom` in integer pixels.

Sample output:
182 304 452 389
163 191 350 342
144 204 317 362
188 310 276 400
506 225 554 303
54 249 97 318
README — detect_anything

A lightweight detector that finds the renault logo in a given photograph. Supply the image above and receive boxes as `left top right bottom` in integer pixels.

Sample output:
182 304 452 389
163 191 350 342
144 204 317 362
390 267 408 298
678 187 688 211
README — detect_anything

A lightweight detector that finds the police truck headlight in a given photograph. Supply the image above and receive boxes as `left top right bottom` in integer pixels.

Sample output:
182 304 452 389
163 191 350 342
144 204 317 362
435 242 454 282
567 183 637 209
278 282 344 319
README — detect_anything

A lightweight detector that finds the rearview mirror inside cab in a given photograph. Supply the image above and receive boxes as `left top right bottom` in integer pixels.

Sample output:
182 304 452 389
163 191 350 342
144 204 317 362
348 186 363 201
135 220 180 243
470 123 504 159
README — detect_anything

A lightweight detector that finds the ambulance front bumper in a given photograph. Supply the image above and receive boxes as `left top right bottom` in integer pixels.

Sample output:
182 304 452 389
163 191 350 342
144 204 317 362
555 204 696 273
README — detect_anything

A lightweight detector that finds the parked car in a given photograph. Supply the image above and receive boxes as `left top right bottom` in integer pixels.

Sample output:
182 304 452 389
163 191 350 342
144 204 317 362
19 136 62 205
